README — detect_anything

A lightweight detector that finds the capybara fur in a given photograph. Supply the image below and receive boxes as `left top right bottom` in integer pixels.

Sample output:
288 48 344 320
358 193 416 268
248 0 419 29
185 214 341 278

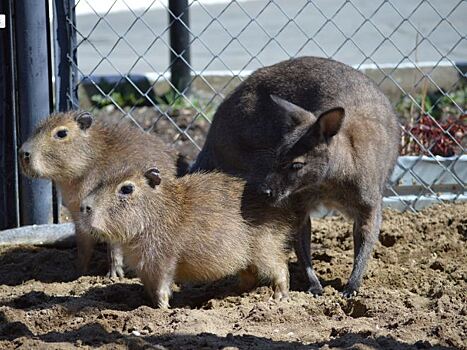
79 166 297 308
19 111 178 277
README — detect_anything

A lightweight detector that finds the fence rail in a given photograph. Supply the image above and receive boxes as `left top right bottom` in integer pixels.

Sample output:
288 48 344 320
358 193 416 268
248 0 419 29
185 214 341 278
0 0 465 229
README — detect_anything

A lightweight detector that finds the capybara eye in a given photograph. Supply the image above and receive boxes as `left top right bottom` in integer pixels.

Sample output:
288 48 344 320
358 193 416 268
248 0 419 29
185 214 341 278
290 162 305 170
55 129 68 139
119 184 134 195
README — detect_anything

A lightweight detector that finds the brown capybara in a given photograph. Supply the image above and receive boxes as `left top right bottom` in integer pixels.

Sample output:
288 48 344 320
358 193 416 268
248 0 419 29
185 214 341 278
19 111 178 277
79 165 297 308
191 56 400 297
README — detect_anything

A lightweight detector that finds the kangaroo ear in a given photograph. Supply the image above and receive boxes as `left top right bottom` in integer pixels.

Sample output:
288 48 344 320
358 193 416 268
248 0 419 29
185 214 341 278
75 111 93 130
144 167 161 188
270 95 317 127
317 107 345 141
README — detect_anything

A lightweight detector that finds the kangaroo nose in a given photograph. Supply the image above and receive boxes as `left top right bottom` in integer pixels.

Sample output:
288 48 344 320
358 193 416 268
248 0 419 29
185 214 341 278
259 184 273 198
80 205 92 214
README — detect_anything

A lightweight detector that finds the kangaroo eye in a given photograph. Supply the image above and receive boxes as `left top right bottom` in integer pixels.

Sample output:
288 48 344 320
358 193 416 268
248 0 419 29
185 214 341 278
290 162 305 170
119 184 134 195
55 129 68 139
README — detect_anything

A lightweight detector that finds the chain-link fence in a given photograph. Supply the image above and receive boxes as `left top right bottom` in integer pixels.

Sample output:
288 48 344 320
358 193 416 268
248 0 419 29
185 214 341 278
69 0 466 213
1 0 466 229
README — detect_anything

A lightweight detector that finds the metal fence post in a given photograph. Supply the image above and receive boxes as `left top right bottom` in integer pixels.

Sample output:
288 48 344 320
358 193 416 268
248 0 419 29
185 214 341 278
52 0 77 223
53 0 78 111
0 0 19 230
14 0 53 225
168 0 191 94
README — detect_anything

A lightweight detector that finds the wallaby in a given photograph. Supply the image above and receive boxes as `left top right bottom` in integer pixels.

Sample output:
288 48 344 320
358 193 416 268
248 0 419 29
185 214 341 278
191 56 399 296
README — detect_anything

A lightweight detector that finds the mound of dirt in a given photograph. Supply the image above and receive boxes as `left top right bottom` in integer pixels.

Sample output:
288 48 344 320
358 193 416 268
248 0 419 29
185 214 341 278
0 203 465 349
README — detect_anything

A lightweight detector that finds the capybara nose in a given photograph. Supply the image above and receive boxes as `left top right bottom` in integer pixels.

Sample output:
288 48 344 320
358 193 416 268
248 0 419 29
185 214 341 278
19 149 30 162
80 205 92 214
19 142 32 162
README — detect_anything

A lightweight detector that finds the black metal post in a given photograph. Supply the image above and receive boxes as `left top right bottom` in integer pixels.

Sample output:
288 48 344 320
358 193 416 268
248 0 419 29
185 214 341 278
0 0 19 230
15 0 53 225
168 0 191 94
53 0 78 111
52 0 77 223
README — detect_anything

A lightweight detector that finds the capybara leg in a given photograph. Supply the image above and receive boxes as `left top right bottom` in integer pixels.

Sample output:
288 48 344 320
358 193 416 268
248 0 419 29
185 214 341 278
344 200 382 297
141 259 176 309
254 237 290 301
75 228 96 276
296 219 323 295
141 274 172 309
272 264 290 301
107 243 125 278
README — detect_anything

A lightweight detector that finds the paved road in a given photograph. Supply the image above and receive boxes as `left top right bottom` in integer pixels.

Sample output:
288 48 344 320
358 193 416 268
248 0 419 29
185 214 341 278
76 0 466 75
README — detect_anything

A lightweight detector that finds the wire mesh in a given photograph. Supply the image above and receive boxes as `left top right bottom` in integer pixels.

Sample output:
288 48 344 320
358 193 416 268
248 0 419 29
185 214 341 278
66 0 466 212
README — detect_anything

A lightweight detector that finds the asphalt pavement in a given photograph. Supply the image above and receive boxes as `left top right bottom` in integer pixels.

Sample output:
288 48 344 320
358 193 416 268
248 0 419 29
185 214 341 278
75 0 466 75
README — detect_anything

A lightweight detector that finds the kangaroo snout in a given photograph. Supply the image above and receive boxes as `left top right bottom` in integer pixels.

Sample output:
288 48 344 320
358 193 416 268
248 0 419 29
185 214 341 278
258 183 274 198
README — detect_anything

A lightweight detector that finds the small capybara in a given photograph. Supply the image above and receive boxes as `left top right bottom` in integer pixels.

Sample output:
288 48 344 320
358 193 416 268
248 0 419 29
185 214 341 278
19 111 178 277
191 56 400 297
78 165 297 308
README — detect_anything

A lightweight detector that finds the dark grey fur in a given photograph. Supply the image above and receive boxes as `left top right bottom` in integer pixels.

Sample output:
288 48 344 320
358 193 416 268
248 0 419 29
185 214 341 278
191 56 400 296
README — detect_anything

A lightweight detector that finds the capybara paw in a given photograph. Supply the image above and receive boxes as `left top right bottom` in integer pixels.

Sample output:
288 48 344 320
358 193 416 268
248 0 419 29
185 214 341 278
272 286 290 301
157 298 170 309
106 265 125 279
270 292 290 302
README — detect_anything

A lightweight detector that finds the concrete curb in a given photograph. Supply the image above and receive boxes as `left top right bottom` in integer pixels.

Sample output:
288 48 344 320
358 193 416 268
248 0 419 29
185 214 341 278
77 60 467 108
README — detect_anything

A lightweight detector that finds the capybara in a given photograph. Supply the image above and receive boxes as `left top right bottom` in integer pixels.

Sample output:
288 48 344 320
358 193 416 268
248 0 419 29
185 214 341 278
79 165 298 308
19 111 178 277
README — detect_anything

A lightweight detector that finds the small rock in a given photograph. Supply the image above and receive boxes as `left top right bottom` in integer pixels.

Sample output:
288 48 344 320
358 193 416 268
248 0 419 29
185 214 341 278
131 330 141 336
430 260 444 271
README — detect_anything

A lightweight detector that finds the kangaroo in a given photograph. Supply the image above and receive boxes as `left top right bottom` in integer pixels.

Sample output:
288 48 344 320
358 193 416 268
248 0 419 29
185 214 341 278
191 56 400 296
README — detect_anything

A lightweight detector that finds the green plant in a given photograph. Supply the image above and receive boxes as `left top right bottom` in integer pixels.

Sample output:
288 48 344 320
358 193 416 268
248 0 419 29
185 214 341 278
396 85 466 122
155 90 215 120
91 91 146 108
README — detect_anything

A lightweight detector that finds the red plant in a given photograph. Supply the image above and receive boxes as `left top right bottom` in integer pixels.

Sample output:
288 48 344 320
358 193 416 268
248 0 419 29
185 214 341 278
401 114 466 156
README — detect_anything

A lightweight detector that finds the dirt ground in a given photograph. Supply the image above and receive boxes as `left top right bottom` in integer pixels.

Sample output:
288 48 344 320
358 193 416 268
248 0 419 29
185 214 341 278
0 203 465 349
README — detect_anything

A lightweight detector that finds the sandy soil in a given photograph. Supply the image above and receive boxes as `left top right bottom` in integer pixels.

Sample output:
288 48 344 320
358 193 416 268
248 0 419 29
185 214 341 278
0 203 465 349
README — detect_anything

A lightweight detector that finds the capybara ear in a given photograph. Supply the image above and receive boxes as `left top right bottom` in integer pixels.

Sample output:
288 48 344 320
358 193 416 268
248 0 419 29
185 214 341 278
270 94 317 127
317 107 345 141
75 111 93 130
144 167 161 188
